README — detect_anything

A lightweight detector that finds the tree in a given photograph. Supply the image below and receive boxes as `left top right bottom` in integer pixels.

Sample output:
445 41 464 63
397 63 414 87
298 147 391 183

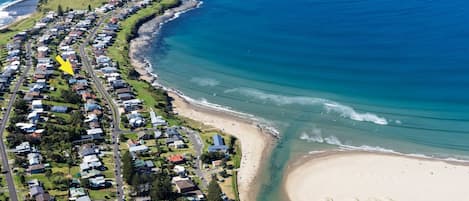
61 89 81 103
200 152 225 164
150 172 174 200
13 99 29 114
87 4 92 11
19 173 26 186
129 69 140 80
228 136 237 154
122 151 134 184
207 175 223 201
57 5 64 16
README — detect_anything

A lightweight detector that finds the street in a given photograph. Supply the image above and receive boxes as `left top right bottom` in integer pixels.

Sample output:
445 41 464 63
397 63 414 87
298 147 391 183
79 15 125 200
0 41 34 201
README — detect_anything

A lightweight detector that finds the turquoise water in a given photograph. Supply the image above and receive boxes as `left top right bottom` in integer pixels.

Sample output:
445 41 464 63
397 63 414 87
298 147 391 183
146 0 469 200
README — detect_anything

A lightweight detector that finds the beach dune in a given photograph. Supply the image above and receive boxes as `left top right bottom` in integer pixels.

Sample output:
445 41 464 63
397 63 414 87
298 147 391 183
285 151 469 201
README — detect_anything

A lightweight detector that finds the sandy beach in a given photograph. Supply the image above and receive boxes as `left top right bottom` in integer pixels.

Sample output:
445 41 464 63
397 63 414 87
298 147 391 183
169 91 275 201
284 151 469 201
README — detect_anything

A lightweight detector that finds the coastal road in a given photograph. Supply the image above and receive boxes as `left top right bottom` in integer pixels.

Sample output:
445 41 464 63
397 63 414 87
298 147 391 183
79 14 125 200
0 41 34 201
183 127 208 187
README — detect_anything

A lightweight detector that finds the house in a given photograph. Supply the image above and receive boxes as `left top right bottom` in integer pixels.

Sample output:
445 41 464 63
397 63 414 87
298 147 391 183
154 130 162 139
133 159 146 169
150 109 167 127
86 128 103 135
127 139 140 147
27 152 42 166
15 123 36 133
89 176 107 188
208 134 228 153
166 127 181 138
212 160 223 167
166 135 183 145
169 140 185 149
168 155 185 164
84 103 101 112
117 93 133 100
137 131 153 140
15 141 31 154
144 160 154 168
134 197 151 201
69 187 86 200
111 80 127 89
51 106 68 113
79 144 99 157
28 164 45 174
174 180 198 193
127 111 145 128
115 87 131 94
173 165 186 175
35 192 53 201
32 100 43 110
27 179 40 188
29 186 44 197
129 145 149 154
76 196 92 201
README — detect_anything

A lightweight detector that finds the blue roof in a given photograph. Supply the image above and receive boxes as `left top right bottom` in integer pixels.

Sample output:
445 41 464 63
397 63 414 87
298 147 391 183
208 145 228 153
208 134 228 152
51 106 68 113
212 134 225 146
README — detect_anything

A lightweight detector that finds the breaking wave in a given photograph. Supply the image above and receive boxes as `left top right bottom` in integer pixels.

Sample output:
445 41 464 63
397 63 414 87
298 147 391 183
300 132 401 153
224 87 389 125
190 77 220 87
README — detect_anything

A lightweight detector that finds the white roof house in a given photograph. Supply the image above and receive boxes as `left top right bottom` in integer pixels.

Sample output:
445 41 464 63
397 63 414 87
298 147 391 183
27 152 42 166
170 140 185 149
173 165 186 174
129 145 149 153
15 142 31 154
86 128 103 135
32 100 42 109
83 154 100 163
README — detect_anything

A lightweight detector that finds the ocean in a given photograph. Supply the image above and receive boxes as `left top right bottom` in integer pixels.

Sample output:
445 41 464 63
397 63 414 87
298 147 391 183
145 0 469 200
0 0 38 27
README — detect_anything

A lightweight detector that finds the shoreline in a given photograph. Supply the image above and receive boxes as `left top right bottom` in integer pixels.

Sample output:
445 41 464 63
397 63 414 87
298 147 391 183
129 0 203 84
168 90 276 201
283 150 469 201
128 1 278 200
0 0 37 29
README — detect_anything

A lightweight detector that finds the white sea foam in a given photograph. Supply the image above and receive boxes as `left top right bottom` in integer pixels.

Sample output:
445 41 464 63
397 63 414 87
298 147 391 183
225 87 389 125
0 11 12 27
190 77 220 87
301 132 469 162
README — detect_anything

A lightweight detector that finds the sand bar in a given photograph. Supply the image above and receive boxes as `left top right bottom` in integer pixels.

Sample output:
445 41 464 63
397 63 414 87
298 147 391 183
169 91 275 201
285 151 469 201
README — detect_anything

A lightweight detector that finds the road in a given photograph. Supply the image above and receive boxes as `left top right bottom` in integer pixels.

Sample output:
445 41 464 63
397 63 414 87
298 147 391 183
0 41 33 201
183 127 208 187
79 16 125 200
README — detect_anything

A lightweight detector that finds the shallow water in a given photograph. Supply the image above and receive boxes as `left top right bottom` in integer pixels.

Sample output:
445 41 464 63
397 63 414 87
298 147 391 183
145 0 469 200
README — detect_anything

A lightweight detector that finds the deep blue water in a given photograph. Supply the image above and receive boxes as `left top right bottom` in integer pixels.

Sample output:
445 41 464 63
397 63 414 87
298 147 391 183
146 0 469 200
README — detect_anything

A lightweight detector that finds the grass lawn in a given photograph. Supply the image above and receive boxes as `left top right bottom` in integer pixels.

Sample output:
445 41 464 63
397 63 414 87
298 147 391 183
38 0 108 12
89 188 116 201
0 12 41 46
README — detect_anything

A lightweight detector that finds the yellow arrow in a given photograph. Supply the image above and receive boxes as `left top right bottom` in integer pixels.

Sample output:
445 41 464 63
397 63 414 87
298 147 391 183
55 55 74 76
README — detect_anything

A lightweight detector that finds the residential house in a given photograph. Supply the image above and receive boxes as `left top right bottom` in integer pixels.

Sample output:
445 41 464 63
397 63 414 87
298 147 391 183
208 134 228 153
168 155 185 164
